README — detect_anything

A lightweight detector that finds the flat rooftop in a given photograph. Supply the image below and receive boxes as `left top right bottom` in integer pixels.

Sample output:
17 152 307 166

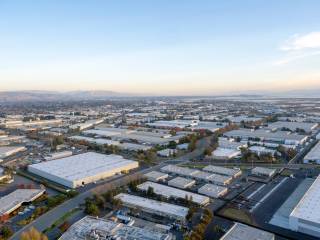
144 171 169 181
115 193 189 219
224 129 307 142
304 141 320 161
0 189 45 216
138 181 209 205
221 223 275 240
28 152 137 182
203 165 242 177
198 183 228 197
252 167 276 176
290 175 320 225
59 216 170 240
168 176 195 188
161 165 199 176
0 146 26 155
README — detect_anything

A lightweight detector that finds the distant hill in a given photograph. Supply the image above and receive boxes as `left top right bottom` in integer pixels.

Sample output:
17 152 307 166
0 90 133 102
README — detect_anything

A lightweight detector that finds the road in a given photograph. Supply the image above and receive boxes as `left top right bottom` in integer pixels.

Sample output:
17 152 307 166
10 135 212 239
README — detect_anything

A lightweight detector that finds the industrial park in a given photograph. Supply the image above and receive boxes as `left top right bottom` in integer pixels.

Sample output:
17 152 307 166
1 1 320 239
0 96 319 240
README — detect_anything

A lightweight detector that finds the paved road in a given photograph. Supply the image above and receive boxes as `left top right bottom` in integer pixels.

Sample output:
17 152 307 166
10 136 212 239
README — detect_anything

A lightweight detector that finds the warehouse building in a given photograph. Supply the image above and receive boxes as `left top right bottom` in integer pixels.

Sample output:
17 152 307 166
249 146 276 156
224 129 308 146
210 148 241 160
303 141 320 164
267 121 318 133
203 165 242 178
115 193 189 222
137 181 209 206
44 151 73 161
0 189 45 217
0 135 26 146
289 175 320 238
28 152 138 188
161 165 232 185
168 177 195 189
161 165 199 177
221 223 275 240
192 171 232 186
59 216 172 240
251 167 276 178
198 183 228 198
144 171 169 182
157 149 177 157
0 146 27 159
69 136 120 146
147 120 198 129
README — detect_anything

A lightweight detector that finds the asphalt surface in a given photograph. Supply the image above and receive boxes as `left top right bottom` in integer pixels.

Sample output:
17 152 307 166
10 136 212 239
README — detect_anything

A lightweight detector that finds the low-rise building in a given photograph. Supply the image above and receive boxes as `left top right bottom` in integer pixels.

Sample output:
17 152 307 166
144 171 169 182
137 181 209 206
44 151 73 161
59 216 172 240
0 189 45 217
198 183 228 198
303 141 320 164
192 171 232 186
220 223 275 240
157 149 177 157
168 177 195 189
249 146 276 156
289 175 320 238
251 167 276 178
115 193 189 222
28 152 139 188
0 146 27 159
203 165 242 178
161 165 199 177
210 148 241 160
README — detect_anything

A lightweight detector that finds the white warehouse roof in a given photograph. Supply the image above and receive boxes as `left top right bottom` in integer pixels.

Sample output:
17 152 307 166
221 223 275 240
0 189 45 216
115 193 189 221
168 177 196 189
303 141 320 163
137 181 209 206
198 183 228 198
144 171 169 182
203 165 242 178
289 175 320 235
28 152 138 188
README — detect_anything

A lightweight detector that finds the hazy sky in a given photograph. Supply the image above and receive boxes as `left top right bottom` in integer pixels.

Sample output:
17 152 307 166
1 0 320 95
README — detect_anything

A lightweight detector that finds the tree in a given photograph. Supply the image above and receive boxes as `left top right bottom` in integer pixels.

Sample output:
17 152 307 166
168 141 177 149
0 226 13 239
203 147 213 156
85 202 100 216
147 186 155 197
20 227 48 240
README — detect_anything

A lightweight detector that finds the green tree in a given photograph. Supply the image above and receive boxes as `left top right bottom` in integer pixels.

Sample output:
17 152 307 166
0 226 13 239
85 202 100 216
20 227 48 240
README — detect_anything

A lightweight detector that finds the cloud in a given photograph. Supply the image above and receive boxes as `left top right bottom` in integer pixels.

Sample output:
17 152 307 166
274 31 320 65
273 50 320 66
281 32 320 51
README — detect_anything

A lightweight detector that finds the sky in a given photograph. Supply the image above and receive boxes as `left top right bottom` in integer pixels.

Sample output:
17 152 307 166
1 0 320 95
